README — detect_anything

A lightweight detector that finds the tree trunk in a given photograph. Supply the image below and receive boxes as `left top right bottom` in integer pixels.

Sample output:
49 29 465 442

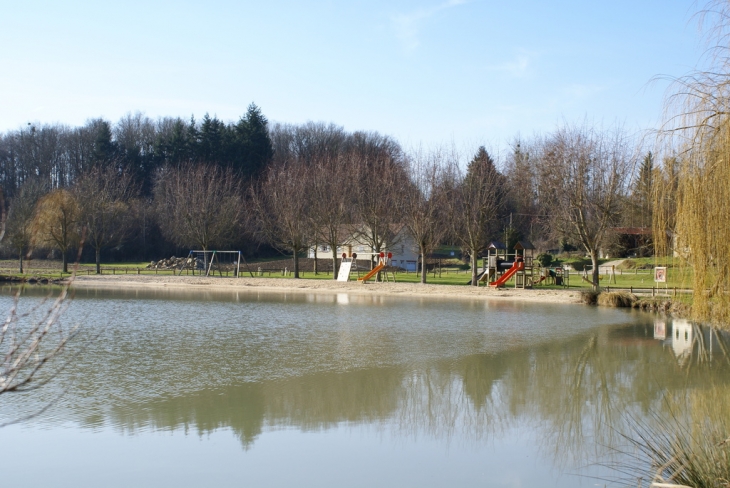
332 245 339 280
420 249 427 284
18 251 23 274
313 247 318 275
293 252 300 278
471 249 478 286
62 251 68 274
374 244 381 282
96 247 101 274
591 249 599 291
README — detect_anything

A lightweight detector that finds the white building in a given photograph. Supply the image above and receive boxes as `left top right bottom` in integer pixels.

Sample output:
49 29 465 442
308 224 420 271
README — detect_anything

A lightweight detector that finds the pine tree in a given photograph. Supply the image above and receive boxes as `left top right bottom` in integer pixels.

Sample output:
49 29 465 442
235 103 273 178
93 120 116 168
634 151 653 228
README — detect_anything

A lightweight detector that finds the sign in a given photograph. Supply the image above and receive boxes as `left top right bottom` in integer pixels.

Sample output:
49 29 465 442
654 267 667 283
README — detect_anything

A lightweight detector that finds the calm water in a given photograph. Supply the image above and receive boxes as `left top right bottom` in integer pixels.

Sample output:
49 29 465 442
1 286 727 487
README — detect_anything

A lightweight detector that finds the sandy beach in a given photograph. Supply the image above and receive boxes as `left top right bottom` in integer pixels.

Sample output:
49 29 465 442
71 274 583 304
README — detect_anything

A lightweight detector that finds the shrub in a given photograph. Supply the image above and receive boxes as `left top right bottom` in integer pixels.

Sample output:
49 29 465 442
536 253 553 268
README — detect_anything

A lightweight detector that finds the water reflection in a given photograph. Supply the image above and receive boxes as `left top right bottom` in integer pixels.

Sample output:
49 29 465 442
1 286 728 485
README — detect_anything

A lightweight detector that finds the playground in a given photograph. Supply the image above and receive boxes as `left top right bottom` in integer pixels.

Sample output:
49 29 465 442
0 249 690 298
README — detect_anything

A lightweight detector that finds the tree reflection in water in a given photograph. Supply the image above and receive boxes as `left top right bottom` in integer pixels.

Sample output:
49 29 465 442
1 287 728 484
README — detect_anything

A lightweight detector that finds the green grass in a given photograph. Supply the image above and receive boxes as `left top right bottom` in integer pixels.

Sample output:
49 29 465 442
0 258 694 292
617 256 680 270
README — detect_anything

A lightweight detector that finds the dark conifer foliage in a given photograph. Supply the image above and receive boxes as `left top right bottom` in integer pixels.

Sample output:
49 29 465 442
0 104 276 199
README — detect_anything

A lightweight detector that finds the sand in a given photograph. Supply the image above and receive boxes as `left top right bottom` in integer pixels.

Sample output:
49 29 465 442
71 274 583 304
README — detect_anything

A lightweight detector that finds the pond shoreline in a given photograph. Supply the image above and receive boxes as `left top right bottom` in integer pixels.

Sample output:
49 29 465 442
71 274 584 304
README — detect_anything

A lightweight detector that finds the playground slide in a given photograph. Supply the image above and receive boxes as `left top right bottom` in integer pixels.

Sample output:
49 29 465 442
478 269 494 283
358 262 385 282
489 261 524 287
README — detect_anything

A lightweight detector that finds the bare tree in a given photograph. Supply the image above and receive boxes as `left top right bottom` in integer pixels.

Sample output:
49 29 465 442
0 280 78 414
350 135 406 272
154 163 245 252
449 147 507 286
74 167 137 274
5 179 46 273
2 208 80 426
309 153 353 279
251 162 312 278
400 147 452 284
537 125 632 289
31 189 81 273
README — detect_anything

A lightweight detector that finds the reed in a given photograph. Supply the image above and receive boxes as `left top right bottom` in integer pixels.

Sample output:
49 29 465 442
619 387 730 488
597 291 637 308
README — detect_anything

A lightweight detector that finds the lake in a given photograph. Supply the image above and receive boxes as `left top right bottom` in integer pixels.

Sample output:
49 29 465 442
1 286 726 487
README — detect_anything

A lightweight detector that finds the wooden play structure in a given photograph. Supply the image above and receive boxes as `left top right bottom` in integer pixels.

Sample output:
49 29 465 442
534 266 569 287
336 251 395 282
479 241 570 288
483 241 535 288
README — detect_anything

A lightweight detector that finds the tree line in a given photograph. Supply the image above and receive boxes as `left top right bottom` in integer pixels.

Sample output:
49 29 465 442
0 101 660 289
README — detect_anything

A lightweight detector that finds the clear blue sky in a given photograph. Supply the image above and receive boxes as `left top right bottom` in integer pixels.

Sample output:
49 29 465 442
0 1 708 149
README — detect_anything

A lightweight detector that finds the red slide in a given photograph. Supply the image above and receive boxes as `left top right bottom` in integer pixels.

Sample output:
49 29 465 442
489 261 524 287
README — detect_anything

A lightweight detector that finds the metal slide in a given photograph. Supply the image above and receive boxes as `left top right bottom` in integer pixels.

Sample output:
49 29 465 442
489 261 524 287
358 262 386 282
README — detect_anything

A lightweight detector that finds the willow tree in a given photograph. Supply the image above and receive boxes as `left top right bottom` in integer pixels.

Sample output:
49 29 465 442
655 0 730 323
31 189 80 273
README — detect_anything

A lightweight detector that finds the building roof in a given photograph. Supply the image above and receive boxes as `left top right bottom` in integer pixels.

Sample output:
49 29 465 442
514 240 535 250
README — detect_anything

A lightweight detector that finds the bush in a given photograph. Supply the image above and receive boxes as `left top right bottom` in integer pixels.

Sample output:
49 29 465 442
536 253 553 268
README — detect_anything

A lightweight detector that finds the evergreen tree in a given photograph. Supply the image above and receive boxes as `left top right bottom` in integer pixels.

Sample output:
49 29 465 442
234 103 273 178
199 113 225 164
92 120 116 167
634 151 653 228
452 146 507 286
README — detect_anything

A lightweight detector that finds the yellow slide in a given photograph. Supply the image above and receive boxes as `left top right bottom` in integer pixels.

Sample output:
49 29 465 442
358 262 385 282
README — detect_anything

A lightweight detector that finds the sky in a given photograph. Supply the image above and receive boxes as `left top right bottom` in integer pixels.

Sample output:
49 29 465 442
0 1 711 151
